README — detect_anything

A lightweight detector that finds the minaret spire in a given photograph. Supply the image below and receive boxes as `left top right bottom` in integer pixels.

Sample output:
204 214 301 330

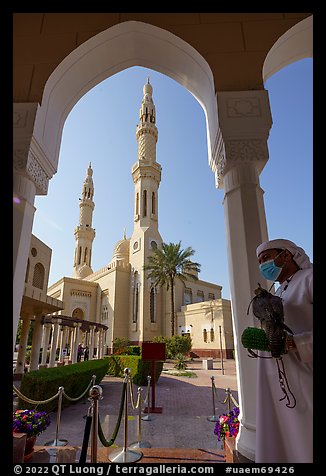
132 79 161 230
73 164 96 278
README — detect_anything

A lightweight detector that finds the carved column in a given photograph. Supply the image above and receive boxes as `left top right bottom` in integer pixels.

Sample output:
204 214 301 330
89 326 95 360
210 90 272 461
72 323 81 364
13 103 53 351
49 320 60 367
29 316 43 371
41 323 52 365
14 316 31 376
58 325 68 363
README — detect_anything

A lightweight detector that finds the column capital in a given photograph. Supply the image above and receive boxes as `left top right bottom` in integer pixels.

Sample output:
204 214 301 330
13 103 56 195
210 90 273 189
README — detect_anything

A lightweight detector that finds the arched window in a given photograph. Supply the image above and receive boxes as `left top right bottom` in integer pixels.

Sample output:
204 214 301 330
133 272 139 323
32 263 45 289
78 246 82 265
152 192 156 214
84 247 88 263
150 287 156 323
203 329 208 343
136 192 139 215
210 328 215 342
143 190 147 217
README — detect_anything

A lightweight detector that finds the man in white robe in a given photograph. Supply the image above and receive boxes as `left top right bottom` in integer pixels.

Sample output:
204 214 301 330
254 239 313 463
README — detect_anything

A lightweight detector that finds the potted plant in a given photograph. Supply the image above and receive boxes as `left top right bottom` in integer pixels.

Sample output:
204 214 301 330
214 406 240 445
13 409 51 461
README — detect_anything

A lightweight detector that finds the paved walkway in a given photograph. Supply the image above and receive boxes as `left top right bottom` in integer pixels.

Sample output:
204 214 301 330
15 359 238 462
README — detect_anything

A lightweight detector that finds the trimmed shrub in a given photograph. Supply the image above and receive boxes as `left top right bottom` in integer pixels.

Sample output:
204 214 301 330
18 358 109 413
153 335 192 359
106 355 163 386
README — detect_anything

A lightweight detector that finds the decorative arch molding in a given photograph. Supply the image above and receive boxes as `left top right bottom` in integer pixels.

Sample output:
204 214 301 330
33 20 217 177
263 15 313 83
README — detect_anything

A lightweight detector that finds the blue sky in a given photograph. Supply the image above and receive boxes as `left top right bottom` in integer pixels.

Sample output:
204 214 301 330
32 58 313 301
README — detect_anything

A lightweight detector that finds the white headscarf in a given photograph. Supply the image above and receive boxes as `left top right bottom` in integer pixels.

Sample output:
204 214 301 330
256 239 313 269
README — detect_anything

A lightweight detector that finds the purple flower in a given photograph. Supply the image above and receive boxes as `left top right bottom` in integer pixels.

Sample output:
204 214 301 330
213 406 240 442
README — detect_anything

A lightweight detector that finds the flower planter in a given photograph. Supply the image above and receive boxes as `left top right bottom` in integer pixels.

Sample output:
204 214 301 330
224 436 236 463
24 436 36 462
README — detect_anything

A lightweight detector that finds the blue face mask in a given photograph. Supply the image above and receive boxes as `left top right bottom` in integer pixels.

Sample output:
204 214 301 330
259 250 285 281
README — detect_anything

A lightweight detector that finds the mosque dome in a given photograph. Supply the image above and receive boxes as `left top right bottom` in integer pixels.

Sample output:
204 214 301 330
113 236 130 263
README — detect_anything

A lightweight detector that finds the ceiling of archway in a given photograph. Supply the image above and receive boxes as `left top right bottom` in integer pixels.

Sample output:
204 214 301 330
13 12 311 102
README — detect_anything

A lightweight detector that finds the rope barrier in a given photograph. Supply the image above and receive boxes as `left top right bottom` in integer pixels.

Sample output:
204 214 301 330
13 375 97 451
13 374 97 406
108 368 143 463
208 377 239 421
62 375 97 402
127 376 142 410
13 386 61 406
141 376 153 421
97 380 127 447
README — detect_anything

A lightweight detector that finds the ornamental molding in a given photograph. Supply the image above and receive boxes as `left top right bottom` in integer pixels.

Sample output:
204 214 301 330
210 133 268 189
26 150 50 194
13 149 29 171
224 139 268 163
70 289 92 298
226 97 261 118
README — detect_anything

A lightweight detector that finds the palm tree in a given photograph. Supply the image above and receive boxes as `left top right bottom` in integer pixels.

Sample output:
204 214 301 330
144 241 201 336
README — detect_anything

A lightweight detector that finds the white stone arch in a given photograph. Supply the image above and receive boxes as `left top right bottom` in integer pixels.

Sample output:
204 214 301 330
262 15 313 83
33 20 218 181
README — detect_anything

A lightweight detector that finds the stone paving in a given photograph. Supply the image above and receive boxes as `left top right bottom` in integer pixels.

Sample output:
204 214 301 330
31 358 238 453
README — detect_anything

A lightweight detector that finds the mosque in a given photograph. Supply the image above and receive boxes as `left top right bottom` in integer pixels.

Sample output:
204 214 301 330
42 79 234 360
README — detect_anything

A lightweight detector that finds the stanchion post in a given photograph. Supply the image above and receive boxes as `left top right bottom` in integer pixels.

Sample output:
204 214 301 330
129 387 151 449
108 368 143 463
207 376 218 422
225 387 232 411
141 376 153 421
45 387 68 446
89 384 103 463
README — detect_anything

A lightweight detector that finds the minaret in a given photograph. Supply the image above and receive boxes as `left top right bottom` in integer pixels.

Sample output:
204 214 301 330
73 163 96 279
129 79 163 342
132 78 161 230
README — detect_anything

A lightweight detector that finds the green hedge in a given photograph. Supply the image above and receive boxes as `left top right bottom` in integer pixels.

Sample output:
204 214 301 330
18 358 109 413
106 355 163 385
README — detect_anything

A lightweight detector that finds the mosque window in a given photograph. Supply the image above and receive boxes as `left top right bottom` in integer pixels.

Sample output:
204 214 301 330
32 263 45 289
78 247 82 265
31 247 37 257
150 287 156 323
203 328 208 343
210 328 215 343
133 272 139 323
25 258 30 283
208 293 215 300
184 288 192 305
143 190 147 217
136 192 139 215
84 247 88 263
152 192 156 214
197 290 204 302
